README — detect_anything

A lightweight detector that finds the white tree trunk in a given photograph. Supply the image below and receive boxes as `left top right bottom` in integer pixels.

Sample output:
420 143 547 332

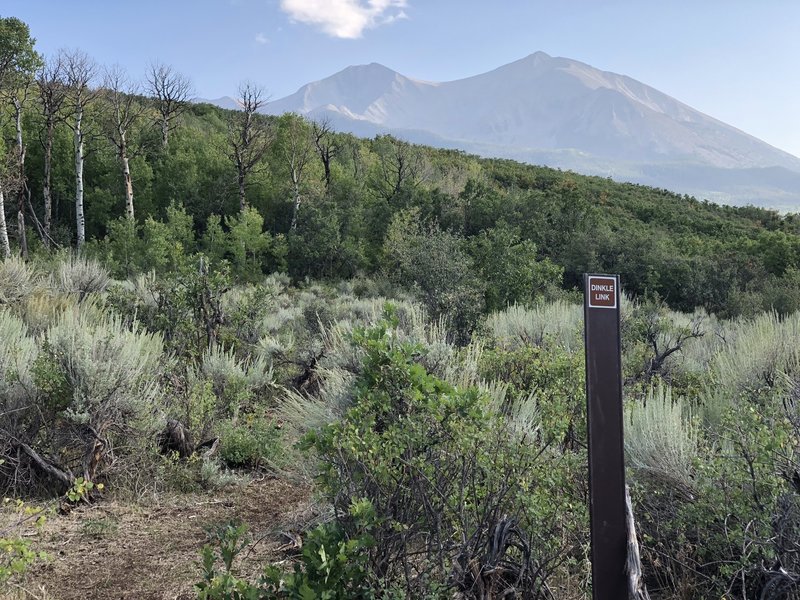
290 186 301 230
161 117 169 149
0 186 10 259
289 167 301 230
238 171 246 213
122 155 134 220
120 130 134 220
43 119 54 243
13 98 28 260
74 105 86 248
17 206 27 261
13 99 24 158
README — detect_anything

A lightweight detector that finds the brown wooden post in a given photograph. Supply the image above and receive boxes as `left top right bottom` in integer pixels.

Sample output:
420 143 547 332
583 273 627 600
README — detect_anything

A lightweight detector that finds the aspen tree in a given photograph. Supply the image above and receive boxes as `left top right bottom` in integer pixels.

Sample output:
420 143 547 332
63 49 97 248
102 65 145 220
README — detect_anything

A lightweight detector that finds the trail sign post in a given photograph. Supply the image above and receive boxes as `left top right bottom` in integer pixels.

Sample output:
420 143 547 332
583 274 627 600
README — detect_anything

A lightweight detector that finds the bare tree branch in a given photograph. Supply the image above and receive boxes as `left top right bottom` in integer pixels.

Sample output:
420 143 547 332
145 62 193 149
312 116 339 192
101 64 146 220
226 81 272 212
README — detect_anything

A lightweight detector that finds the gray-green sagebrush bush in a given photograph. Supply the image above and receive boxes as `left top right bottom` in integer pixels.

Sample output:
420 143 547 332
0 257 39 306
0 300 164 494
625 384 698 495
623 309 800 599
50 254 111 301
710 311 800 396
483 301 583 352
628 386 792 599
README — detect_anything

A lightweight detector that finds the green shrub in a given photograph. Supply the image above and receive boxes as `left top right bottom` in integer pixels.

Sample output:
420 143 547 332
196 521 254 599
94 204 196 277
301 317 572 595
382 209 484 342
479 342 586 447
202 208 287 283
106 257 232 359
196 510 375 599
468 222 563 311
630 382 793 597
218 418 283 469
158 453 240 493
261 505 376 599
0 498 48 586
189 345 273 427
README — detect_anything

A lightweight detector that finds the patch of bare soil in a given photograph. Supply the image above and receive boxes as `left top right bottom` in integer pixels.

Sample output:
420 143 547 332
13 477 313 600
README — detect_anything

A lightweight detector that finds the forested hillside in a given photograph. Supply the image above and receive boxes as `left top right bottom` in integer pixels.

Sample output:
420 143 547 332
3 39 800 320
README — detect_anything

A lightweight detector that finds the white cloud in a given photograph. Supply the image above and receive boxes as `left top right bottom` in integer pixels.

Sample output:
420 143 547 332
279 0 408 39
255 32 269 44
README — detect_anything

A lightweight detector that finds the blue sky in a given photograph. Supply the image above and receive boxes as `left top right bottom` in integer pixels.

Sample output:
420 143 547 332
6 1 800 156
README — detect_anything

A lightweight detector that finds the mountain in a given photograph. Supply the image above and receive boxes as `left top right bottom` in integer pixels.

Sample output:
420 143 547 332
196 96 240 110
225 53 800 208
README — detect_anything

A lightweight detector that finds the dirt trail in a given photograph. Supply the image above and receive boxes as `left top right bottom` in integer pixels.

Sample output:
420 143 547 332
15 477 312 600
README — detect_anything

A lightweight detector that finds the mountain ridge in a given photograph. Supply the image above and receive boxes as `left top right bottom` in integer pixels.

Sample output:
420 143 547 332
213 52 800 207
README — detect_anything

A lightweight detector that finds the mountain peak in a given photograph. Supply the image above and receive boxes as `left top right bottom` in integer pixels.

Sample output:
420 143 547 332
260 52 800 205
339 62 400 77
523 50 552 61
266 61 409 118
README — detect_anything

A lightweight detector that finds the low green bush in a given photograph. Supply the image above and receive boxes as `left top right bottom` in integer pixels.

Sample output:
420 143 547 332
218 418 283 469
197 508 376 600
0 497 49 586
301 317 575 596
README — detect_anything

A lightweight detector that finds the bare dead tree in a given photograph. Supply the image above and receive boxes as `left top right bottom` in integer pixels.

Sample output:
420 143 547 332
644 311 705 379
36 54 68 244
226 81 271 212
373 135 425 202
279 113 314 229
101 64 146 220
63 49 97 249
145 62 192 149
312 117 339 192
